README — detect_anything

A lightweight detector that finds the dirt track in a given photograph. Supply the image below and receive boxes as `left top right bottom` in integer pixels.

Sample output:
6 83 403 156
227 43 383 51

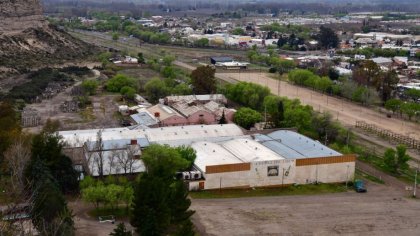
191 183 420 236
72 30 420 141
216 72 420 140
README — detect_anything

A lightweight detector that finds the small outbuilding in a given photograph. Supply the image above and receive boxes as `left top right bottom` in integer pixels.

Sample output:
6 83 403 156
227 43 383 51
210 56 233 65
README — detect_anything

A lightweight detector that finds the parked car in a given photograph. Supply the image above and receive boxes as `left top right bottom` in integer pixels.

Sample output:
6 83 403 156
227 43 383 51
354 179 367 193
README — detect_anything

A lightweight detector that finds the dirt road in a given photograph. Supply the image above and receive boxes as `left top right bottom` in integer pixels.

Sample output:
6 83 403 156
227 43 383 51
191 183 420 236
72 30 420 141
216 72 420 140
70 200 134 236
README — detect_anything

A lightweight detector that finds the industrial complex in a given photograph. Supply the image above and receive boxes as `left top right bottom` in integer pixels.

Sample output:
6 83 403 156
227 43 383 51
59 124 355 190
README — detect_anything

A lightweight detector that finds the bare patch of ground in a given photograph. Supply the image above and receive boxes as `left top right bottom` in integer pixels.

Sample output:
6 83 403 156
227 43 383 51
69 200 133 236
23 85 121 133
191 183 420 236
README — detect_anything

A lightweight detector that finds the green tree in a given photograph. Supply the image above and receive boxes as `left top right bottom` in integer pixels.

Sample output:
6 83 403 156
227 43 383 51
144 78 170 103
224 82 270 110
82 80 99 95
315 77 333 93
28 132 78 193
175 146 197 169
194 38 209 47
384 145 411 174
110 223 132 236
168 181 195 235
131 174 171 236
405 88 420 101
112 32 120 41
385 99 402 114
282 100 313 132
328 68 340 80
0 102 21 164
263 96 284 127
142 145 189 179
131 145 194 236
191 66 217 94
120 86 136 100
106 74 137 93
234 107 262 129
172 83 192 95
375 70 399 102
318 26 339 49
401 102 418 120
288 69 315 85
278 59 296 73
353 60 381 86
161 66 176 79
138 53 145 64
162 55 176 66
232 28 245 35
82 185 107 208
219 110 227 124
28 159 74 235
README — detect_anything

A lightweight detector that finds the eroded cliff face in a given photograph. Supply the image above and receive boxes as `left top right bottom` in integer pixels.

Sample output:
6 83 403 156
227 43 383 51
0 0 46 33
0 0 96 82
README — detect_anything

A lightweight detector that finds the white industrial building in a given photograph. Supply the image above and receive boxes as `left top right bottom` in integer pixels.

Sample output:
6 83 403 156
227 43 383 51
58 124 355 189
188 130 355 190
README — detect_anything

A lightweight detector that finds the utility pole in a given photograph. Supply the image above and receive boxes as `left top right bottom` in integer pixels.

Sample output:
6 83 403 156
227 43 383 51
282 168 285 187
346 165 349 189
414 164 418 198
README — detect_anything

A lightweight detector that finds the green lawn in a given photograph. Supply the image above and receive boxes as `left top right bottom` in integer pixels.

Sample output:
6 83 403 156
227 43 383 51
189 183 349 199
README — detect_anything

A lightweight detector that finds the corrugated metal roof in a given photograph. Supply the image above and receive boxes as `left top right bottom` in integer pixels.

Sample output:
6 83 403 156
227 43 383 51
210 56 233 62
59 124 245 148
262 130 342 158
222 138 285 162
85 138 150 151
145 124 244 143
192 141 243 173
130 111 158 126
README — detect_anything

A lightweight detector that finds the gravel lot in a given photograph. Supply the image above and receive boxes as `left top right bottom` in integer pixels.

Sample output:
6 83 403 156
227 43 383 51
191 183 420 236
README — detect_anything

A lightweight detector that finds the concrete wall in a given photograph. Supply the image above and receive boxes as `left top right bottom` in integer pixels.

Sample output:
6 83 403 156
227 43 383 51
198 160 355 190
161 115 188 126
203 171 251 189
187 110 216 125
295 162 355 184
249 159 296 187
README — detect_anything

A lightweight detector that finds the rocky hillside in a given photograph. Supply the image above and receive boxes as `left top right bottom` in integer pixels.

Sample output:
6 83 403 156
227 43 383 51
0 0 95 80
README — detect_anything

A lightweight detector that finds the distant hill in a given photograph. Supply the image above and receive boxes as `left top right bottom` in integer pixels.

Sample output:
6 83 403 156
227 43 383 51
0 0 95 80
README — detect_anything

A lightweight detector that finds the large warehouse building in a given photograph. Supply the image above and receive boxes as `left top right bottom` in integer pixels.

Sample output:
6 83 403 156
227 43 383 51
189 130 355 190
58 124 355 190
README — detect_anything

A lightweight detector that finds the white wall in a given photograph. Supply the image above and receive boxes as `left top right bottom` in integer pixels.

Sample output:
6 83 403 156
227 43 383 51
295 162 355 184
249 159 296 187
203 171 251 190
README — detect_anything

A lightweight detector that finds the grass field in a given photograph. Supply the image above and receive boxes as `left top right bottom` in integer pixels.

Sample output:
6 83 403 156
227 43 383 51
189 183 349 199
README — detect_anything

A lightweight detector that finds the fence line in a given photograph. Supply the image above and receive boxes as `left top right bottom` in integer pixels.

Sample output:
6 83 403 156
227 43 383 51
355 121 420 150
